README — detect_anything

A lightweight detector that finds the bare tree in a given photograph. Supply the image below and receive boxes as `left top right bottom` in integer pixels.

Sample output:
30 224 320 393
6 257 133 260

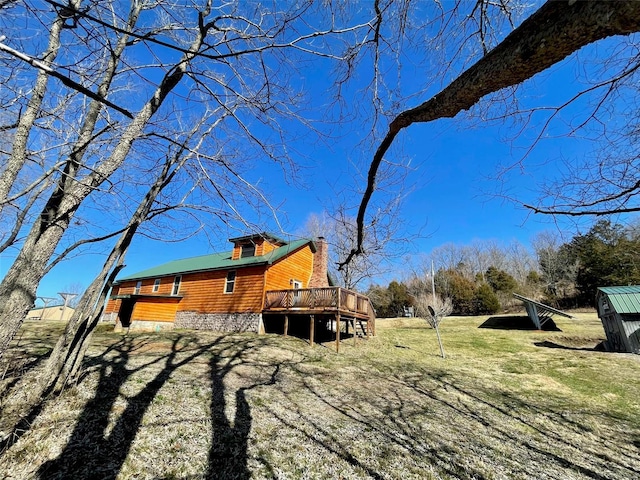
0 0 385 357
504 240 537 287
532 230 578 301
1 126 197 426
407 273 452 359
302 203 408 290
429 243 472 279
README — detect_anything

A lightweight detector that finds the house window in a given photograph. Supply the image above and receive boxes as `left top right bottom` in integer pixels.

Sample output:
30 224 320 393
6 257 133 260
172 276 181 296
225 271 236 293
153 279 161 292
134 280 142 294
240 243 255 258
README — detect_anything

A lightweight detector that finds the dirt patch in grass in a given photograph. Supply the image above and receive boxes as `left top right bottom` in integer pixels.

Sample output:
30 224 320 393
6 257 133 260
1 313 639 479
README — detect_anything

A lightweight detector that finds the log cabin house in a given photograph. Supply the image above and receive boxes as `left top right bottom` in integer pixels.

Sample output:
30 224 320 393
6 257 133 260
103 233 375 347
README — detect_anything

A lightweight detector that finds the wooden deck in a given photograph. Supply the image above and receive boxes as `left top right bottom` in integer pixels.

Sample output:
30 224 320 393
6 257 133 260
263 287 375 351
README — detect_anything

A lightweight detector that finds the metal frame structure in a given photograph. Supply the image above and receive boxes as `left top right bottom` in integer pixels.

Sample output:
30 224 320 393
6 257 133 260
513 293 573 329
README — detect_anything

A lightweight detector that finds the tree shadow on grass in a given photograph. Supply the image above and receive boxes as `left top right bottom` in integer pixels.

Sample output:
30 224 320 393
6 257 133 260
36 333 273 480
0 338 129 454
290 366 639 480
0 352 50 401
37 335 192 479
388 372 639 479
283 373 457 480
206 347 281 479
0 327 64 402
533 340 602 351
479 315 561 331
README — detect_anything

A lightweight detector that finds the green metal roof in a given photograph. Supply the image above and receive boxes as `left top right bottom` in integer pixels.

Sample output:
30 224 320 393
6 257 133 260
228 231 287 245
597 286 640 314
117 238 313 283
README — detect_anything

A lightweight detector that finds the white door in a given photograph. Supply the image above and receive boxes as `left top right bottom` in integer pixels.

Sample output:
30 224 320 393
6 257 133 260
292 280 302 306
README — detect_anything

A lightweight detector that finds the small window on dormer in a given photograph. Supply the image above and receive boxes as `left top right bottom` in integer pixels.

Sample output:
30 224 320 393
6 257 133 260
153 279 161 292
134 280 142 294
240 243 255 258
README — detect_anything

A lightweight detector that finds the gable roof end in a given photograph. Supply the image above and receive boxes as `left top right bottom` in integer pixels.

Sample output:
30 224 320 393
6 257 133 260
228 232 287 245
597 285 640 314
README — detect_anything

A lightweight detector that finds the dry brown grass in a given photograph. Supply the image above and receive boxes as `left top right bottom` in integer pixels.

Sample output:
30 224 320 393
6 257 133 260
1 312 639 479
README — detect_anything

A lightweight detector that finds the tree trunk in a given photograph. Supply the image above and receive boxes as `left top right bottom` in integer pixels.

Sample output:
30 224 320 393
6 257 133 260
5 148 186 418
0 13 210 358
434 323 445 359
0 8 66 210
42 150 186 394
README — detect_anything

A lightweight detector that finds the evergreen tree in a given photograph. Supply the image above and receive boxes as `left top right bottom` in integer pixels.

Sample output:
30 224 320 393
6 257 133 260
485 267 518 294
569 220 640 304
474 283 501 314
367 281 413 318
436 270 476 315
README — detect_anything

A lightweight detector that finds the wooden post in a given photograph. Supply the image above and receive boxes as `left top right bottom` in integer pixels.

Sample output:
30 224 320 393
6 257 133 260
309 314 315 347
335 314 340 353
353 319 357 346
284 315 289 337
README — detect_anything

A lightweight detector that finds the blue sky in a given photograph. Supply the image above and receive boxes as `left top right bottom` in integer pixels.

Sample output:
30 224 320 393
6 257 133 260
2 2 636 303
1 60 612 302
1 47 615 300
25 85 584 296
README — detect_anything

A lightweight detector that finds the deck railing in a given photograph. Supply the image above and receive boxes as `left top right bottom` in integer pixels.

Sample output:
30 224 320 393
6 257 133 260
264 287 372 316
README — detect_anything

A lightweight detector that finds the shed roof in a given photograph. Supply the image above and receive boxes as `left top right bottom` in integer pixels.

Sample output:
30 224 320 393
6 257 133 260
117 237 313 283
597 286 640 314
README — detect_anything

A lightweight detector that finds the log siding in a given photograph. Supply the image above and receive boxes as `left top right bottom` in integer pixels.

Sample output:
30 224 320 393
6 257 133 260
265 245 314 291
131 297 179 322
179 266 266 313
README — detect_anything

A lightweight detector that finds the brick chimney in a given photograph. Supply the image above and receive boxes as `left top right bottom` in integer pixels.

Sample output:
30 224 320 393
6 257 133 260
309 237 329 287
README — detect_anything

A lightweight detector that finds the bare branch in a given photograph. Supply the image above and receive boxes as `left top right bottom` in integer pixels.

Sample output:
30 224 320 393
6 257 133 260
0 38 133 118
344 0 640 269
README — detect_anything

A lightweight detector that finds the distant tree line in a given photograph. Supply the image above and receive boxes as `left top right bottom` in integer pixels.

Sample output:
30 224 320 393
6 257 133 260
542 219 640 307
367 219 640 317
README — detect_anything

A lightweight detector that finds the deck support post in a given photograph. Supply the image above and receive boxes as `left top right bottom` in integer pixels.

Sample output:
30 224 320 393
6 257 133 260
335 314 341 353
309 314 315 347
284 315 289 337
353 319 357 346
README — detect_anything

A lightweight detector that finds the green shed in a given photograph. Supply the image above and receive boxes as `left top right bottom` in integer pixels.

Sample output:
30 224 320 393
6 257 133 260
596 286 640 354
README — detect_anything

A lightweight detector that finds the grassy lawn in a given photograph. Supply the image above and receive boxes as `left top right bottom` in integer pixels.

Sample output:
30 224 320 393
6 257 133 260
1 312 639 479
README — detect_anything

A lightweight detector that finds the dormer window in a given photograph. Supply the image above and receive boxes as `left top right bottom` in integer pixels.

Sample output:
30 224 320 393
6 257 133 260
240 243 255 258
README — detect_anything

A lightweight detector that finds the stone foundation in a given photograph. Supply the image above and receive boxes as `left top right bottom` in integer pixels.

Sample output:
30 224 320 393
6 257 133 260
175 311 263 333
101 312 118 323
113 319 175 332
